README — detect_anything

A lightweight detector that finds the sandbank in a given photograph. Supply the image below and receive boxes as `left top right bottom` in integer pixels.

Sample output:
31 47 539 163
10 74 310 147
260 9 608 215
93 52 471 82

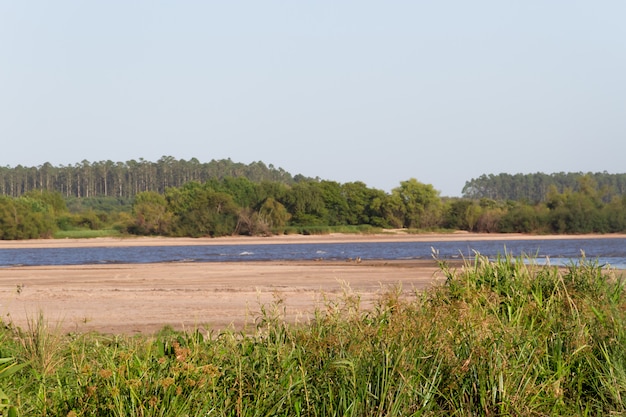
1 231 624 249
0 260 444 335
1 232 624 335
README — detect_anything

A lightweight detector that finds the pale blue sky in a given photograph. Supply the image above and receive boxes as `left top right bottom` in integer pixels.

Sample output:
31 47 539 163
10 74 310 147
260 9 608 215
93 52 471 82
1 1 625 196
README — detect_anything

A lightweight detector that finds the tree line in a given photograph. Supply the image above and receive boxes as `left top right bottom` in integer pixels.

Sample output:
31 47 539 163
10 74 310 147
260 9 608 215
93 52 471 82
0 177 445 239
2 159 626 239
99 173 626 237
126 177 443 237
463 172 626 203
0 157 301 198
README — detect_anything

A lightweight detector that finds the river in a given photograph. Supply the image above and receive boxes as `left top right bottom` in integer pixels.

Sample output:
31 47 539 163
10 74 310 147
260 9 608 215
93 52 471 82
1 237 626 268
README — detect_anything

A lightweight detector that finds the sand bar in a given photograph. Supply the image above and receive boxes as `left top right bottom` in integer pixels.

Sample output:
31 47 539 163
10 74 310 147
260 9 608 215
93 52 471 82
0 260 443 335
1 232 624 335
1 231 625 249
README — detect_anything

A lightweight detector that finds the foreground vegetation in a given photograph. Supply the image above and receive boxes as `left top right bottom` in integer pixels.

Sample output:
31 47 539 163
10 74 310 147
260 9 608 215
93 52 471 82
1 255 626 415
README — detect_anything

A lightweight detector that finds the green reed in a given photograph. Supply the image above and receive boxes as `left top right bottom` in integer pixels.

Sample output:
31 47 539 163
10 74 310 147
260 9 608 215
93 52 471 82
1 253 625 416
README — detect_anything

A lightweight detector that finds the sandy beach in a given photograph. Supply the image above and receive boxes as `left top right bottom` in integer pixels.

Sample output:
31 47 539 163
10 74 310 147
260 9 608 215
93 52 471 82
1 233 623 335
2 231 624 249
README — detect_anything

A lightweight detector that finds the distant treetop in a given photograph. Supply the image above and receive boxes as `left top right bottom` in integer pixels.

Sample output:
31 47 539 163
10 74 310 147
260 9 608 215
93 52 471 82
462 172 626 202
0 156 311 198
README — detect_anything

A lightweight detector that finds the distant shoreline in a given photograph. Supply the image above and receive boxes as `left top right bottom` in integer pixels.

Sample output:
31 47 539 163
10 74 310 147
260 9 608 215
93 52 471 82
1 231 625 249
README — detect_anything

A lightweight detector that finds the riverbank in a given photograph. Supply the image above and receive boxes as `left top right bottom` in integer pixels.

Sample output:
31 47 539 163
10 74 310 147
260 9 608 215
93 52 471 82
0 259 445 334
1 232 624 334
2 231 626 249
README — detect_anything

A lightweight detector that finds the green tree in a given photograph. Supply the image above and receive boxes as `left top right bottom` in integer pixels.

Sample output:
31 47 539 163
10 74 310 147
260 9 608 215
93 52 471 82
25 190 67 217
391 179 442 229
363 188 392 228
0 197 19 239
546 178 607 234
500 203 549 233
465 203 482 232
284 181 328 226
341 181 373 225
442 199 468 230
219 177 263 208
130 191 173 235
0 196 57 239
258 197 291 232
604 196 626 232
167 183 238 237
319 181 349 226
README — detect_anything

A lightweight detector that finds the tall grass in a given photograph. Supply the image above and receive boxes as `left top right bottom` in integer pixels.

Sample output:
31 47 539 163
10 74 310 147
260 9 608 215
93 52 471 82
53 229 122 239
282 225 383 235
1 254 626 415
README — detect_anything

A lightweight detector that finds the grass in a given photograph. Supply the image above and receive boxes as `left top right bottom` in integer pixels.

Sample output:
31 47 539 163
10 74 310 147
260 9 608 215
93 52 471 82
52 229 123 239
402 227 458 235
282 225 384 235
1 254 626 415
55 225 383 239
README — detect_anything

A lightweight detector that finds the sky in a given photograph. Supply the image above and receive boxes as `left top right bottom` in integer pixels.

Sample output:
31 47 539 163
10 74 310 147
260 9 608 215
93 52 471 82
1 2 625 196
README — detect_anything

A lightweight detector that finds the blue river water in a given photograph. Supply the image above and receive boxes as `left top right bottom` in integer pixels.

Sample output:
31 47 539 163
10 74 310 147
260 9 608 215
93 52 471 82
1 238 626 268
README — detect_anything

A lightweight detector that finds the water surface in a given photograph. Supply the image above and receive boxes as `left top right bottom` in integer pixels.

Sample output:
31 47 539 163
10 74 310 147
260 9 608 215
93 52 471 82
1 238 626 268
